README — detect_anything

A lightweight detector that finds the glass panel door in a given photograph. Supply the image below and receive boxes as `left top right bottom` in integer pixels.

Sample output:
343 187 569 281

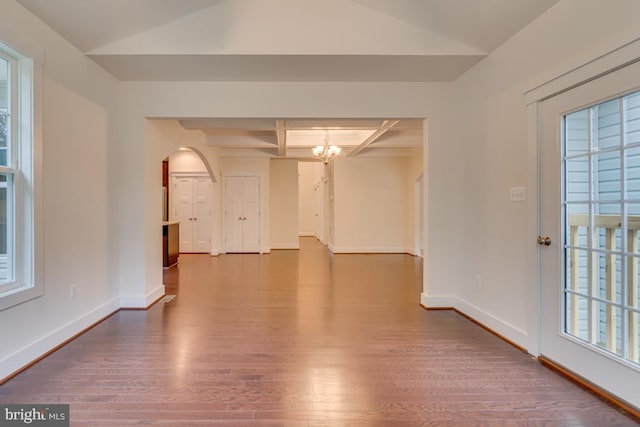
539 60 640 409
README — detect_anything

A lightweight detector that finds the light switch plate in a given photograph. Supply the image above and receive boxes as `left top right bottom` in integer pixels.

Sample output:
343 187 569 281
510 187 526 202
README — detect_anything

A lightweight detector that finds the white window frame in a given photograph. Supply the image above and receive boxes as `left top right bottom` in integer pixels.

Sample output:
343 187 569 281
0 39 42 311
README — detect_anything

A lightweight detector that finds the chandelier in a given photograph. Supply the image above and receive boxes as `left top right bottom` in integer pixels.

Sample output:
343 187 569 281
312 130 342 164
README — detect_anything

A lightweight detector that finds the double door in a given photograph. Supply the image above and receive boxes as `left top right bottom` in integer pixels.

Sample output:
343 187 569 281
172 176 212 253
225 176 260 253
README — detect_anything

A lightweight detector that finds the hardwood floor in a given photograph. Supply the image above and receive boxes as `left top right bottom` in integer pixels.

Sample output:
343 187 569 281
2 237 639 426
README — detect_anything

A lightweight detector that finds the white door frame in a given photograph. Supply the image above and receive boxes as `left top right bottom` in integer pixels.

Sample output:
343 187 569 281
414 174 424 257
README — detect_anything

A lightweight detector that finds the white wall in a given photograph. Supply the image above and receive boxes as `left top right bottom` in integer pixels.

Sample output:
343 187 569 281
0 1 118 380
332 157 410 253
433 0 640 352
270 159 299 249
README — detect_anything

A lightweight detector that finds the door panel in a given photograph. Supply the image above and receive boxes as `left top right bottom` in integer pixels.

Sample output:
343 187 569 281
193 178 212 253
174 177 194 253
539 60 640 408
225 177 245 253
314 184 321 239
224 176 260 253
243 177 260 253
172 176 212 253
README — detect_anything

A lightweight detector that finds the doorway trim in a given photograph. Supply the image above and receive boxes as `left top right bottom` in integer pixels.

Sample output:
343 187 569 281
414 174 424 257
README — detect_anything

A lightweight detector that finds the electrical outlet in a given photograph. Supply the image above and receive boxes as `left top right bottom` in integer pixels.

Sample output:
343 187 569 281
69 284 78 300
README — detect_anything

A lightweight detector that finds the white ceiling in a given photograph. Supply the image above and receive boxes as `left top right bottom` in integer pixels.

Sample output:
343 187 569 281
15 0 560 159
17 0 227 53
17 0 560 82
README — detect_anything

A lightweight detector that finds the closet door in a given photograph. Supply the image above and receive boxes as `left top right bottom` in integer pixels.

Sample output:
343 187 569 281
225 176 260 253
241 177 260 252
174 177 194 253
172 176 212 253
225 177 245 253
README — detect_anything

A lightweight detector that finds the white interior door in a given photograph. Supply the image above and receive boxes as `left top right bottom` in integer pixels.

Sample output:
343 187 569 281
225 176 260 253
172 176 212 253
174 177 194 252
193 177 212 253
242 176 260 253
539 60 640 408
313 183 322 241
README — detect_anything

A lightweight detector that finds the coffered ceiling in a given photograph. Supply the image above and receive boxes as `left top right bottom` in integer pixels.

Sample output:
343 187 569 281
178 118 423 159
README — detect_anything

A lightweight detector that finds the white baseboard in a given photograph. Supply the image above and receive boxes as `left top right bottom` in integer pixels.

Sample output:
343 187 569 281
0 297 120 381
330 246 410 254
453 297 529 349
420 294 529 351
420 293 454 308
120 285 165 309
271 244 300 250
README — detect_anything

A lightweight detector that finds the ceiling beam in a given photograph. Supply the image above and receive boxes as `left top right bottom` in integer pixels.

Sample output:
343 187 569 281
348 120 399 157
276 120 287 157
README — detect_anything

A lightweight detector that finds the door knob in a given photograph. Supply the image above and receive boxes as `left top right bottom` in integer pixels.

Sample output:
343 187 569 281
537 236 551 246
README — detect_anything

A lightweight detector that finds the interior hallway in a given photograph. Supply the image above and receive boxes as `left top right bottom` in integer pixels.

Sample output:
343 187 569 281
1 238 638 426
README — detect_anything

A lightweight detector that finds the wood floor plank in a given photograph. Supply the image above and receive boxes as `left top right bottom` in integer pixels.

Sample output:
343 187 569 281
1 238 638 425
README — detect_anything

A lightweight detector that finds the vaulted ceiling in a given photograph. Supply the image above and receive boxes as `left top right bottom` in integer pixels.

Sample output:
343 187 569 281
16 0 560 158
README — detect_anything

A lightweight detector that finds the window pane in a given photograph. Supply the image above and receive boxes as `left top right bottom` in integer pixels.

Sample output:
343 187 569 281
565 292 589 342
0 57 7 167
624 92 640 146
594 203 622 252
626 147 640 200
595 100 621 150
565 109 590 155
566 204 589 248
594 251 622 304
627 256 639 309
566 248 589 294
631 311 640 364
630 204 640 257
0 174 11 284
565 157 590 202
593 150 622 201
596 301 622 357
